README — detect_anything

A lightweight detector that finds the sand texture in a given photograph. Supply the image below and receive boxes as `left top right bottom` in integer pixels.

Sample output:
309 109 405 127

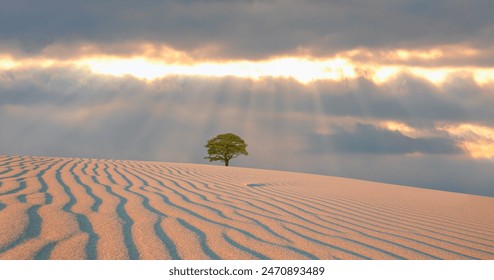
1 155 493 260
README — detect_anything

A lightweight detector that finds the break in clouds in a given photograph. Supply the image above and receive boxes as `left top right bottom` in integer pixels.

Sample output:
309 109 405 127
1 66 494 196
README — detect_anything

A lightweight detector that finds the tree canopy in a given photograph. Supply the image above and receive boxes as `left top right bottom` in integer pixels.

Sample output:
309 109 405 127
204 133 248 166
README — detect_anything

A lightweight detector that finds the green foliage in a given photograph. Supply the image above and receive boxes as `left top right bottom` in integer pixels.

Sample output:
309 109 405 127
204 133 248 166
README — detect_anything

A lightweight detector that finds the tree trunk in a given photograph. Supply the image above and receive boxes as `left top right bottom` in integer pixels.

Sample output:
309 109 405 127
224 159 229 166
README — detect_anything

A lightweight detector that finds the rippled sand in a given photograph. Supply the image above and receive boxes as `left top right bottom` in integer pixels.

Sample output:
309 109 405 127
1 155 493 260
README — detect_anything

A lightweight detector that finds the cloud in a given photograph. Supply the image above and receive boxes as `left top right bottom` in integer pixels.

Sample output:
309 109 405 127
1 0 494 61
1 65 494 196
328 75 494 126
310 123 463 155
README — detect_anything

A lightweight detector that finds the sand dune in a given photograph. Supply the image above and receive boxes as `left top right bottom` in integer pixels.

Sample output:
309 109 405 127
0 155 493 260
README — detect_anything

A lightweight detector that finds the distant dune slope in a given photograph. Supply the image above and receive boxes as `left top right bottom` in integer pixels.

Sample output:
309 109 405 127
0 155 493 260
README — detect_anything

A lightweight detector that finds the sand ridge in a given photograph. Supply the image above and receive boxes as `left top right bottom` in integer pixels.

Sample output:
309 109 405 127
0 155 493 260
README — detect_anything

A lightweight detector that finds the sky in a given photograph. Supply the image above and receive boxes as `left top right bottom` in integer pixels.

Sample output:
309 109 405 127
1 0 494 196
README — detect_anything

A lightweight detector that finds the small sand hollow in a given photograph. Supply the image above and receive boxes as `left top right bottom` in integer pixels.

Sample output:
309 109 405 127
1 155 493 260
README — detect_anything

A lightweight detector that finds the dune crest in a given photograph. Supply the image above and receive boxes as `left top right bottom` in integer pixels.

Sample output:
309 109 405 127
1 155 493 260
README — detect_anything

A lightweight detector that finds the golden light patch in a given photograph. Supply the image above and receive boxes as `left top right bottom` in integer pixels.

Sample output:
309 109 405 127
338 45 493 85
394 48 444 60
343 45 480 64
75 56 358 84
76 58 171 80
473 69 494 85
0 55 67 69
378 121 494 159
462 142 494 159
441 123 494 159
0 55 17 69
83 55 461 86
381 121 418 137
372 67 400 84
445 124 494 140
409 68 451 84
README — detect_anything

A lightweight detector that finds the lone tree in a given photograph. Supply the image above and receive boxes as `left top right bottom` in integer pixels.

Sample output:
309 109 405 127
204 133 248 166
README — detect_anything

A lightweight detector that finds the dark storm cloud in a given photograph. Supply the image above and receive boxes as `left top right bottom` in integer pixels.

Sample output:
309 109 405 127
309 123 462 155
1 0 494 60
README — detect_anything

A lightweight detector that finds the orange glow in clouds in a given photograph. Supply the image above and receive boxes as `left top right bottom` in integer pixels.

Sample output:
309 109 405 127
3 46 494 159
1 45 494 85
379 121 494 159
442 124 494 159
75 56 357 83
76 57 494 85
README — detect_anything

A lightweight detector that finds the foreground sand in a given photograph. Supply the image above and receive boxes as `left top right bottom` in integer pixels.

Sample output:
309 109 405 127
0 155 493 260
